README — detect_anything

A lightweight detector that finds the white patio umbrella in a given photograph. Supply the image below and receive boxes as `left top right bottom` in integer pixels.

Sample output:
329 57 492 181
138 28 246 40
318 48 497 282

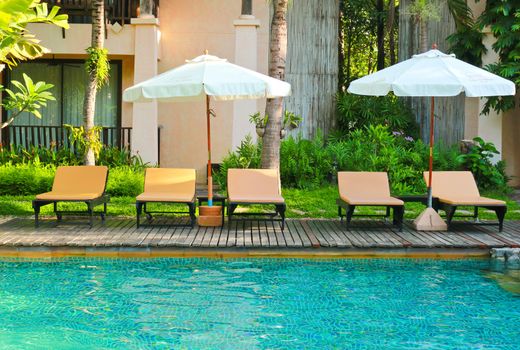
123 53 291 206
348 48 515 230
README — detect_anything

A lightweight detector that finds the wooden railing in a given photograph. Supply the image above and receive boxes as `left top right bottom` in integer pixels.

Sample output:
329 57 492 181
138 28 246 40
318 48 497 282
42 0 159 24
2 125 133 149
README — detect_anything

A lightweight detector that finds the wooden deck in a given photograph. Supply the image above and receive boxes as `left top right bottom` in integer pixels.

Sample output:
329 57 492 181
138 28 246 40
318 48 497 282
0 217 519 251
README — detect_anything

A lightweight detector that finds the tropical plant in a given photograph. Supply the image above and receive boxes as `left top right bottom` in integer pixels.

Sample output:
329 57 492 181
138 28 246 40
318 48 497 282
457 137 510 192
280 133 332 189
64 124 103 161
249 112 268 128
214 135 262 189
261 0 289 169
479 0 520 114
283 111 302 130
0 0 69 67
0 73 54 128
83 0 109 165
335 93 418 138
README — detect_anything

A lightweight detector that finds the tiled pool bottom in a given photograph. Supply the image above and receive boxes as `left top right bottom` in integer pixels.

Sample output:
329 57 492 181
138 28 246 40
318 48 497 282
0 259 519 350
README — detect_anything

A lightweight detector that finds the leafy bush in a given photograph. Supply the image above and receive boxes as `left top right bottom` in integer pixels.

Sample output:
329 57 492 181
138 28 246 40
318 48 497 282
0 143 145 170
327 125 427 194
214 136 261 189
335 93 419 139
216 125 506 195
280 134 332 189
106 166 144 197
457 137 510 193
0 164 54 195
0 164 145 197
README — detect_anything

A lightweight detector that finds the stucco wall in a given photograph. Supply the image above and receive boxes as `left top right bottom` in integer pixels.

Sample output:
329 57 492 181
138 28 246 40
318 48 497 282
155 0 269 178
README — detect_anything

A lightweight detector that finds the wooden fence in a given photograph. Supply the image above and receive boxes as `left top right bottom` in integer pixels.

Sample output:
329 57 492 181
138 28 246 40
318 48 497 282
285 0 340 139
398 0 465 147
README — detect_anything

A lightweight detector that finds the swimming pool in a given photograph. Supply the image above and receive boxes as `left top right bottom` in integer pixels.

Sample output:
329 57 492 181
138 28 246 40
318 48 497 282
0 258 518 349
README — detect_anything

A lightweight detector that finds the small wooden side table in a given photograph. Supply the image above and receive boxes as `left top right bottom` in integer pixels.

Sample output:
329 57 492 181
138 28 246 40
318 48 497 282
197 194 226 227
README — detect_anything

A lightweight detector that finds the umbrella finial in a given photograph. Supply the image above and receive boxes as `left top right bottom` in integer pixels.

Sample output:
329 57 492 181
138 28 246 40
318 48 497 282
204 49 209 55
432 43 438 50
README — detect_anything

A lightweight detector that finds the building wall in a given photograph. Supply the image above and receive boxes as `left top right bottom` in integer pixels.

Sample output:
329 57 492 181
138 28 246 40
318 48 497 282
153 0 269 179
464 1 520 186
20 1 270 180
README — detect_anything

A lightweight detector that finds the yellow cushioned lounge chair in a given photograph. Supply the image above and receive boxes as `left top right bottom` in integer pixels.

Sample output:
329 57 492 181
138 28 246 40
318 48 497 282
424 171 507 231
32 166 109 227
227 168 286 231
136 168 196 227
336 172 404 231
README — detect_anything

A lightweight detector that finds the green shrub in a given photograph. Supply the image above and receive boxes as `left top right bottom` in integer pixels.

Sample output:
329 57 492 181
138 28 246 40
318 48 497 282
457 137 510 193
0 143 145 170
106 166 144 197
215 125 509 195
0 164 145 197
280 134 332 189
214 136 261 189
327 125 427 194
0 164 54 195
335 93 419 140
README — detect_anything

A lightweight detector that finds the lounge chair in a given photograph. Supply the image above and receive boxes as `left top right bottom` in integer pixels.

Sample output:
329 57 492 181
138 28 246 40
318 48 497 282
336 172 404 230
136 168 196 227
227 168 286 231
424 171 507 231
32 166 109 227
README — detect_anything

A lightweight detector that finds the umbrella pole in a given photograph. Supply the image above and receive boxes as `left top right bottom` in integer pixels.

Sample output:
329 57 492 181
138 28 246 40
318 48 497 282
206 95 213 206
427 96 434 208
413 95 446 231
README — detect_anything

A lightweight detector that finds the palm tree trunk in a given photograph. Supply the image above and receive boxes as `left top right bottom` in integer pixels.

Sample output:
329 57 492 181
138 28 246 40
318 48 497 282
83 0 104 166
419 17 428 53
387 0 396 65
261 0 288 169
376 0 385 70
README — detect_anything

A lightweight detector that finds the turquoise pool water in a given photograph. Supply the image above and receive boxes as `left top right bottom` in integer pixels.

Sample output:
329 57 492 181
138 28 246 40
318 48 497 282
0 258 519 349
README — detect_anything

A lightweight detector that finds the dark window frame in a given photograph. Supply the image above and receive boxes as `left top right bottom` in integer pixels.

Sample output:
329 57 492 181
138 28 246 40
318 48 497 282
1 58 123 130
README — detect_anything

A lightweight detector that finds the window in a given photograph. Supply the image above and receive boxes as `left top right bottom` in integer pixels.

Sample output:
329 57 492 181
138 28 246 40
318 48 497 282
4 60 121 128
2 60 122 148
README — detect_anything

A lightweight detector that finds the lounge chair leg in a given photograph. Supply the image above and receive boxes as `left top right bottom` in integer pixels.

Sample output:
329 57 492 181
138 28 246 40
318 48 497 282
393 206 404 232
101 201 107 221
33 201 41 228
338 206 343 222
495 206 507 232
136 202 143 228
474 206 479 223
87 203 94 228
188 202 196 228
346 205 355 229
276 204 286 232
446 205 457 230
385 206 391 221
228 203 238 233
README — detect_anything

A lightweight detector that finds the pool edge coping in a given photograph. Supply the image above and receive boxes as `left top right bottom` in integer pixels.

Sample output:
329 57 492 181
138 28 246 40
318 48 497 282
0 247 491 259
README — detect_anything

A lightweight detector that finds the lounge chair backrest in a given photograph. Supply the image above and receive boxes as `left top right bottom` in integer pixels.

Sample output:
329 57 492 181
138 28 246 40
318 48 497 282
338 172 391 198
52 166 108 195
423 171 480 198
227 169 281 198
144 168 196 196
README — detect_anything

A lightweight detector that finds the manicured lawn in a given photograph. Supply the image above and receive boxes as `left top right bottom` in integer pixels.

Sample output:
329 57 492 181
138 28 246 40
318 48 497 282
0 186 519 220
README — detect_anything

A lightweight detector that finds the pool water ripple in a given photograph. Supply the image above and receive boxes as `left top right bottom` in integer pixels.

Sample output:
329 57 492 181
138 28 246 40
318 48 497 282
0 258 519 349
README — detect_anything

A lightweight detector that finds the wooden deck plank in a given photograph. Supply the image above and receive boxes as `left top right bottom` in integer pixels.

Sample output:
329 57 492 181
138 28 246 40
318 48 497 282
0 217 519 250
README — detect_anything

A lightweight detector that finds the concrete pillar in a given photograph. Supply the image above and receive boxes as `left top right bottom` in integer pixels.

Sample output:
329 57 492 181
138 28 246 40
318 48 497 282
232 15 261 150
478 26 503 163
130 17 159 164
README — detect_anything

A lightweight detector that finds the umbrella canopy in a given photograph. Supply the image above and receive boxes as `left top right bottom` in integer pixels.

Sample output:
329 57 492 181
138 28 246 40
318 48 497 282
347 48 516 229
123 54 291 102
123 54 291 206
348 49 515 97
